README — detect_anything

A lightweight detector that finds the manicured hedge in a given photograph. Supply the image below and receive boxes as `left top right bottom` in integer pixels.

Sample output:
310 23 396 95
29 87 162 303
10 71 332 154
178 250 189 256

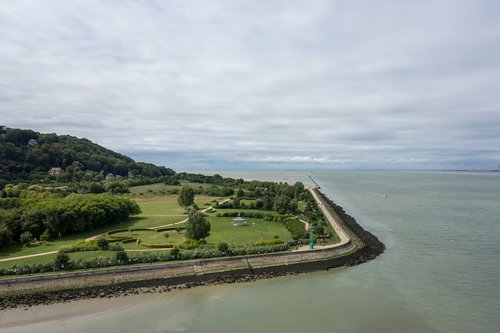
254 239 285 246
155 226 186 232
138 242 174 249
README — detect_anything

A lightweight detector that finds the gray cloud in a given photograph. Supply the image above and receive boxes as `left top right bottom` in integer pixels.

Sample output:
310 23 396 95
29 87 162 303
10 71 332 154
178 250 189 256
1 0 500 170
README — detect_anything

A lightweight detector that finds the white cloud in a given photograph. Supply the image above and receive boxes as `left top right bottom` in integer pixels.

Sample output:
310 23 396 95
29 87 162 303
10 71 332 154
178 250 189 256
1 0 500 170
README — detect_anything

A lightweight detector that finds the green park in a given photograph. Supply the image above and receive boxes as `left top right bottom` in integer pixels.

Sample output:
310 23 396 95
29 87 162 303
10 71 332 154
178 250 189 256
0 179 340 275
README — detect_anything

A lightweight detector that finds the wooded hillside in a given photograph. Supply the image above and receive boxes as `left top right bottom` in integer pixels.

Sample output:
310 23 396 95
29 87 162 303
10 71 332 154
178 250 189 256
0 126 174 186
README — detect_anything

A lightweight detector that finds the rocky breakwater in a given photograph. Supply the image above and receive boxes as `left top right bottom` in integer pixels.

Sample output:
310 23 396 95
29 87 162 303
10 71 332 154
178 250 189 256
317 191 385 265
0 271 300 310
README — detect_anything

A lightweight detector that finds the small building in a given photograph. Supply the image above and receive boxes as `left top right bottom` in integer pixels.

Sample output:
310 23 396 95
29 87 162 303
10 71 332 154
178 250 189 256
48 167 64 175
127 171 134 178
105 173 115 180
28 139 38 147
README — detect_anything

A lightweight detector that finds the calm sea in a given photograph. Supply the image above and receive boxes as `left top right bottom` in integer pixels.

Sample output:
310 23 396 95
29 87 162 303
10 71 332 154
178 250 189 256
2 170 499 333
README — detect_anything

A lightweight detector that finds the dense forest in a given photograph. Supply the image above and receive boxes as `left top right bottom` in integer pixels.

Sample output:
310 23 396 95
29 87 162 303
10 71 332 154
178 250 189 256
0 125 174 187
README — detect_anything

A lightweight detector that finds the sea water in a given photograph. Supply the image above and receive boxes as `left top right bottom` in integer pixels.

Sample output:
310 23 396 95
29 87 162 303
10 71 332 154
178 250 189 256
1 171 499 333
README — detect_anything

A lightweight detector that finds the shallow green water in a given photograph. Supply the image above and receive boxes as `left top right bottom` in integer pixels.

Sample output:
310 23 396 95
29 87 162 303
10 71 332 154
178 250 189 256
2 171 499 332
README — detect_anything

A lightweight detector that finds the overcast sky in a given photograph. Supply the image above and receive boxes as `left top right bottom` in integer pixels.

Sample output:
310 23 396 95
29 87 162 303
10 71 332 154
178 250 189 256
1 1 499 170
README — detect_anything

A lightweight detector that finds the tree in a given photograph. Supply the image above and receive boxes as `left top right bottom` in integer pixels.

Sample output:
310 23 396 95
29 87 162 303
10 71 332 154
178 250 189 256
0 224 12 248
232 197 240 208
185 209 210 240
177 186 194 209
254 199 264 209
274 195 291 214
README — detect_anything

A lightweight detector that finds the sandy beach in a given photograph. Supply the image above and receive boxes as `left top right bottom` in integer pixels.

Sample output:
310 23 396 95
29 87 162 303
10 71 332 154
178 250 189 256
0 290 173 332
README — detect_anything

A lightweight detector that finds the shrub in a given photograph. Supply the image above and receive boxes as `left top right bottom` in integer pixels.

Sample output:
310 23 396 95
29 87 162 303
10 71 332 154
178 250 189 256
115 251 129 264
217 242 229 253
19 231 33 245
155 226 185 232
180 239 199 249
109 243 124 251
97 238 109 250
54 252 69 269
170 247 180 259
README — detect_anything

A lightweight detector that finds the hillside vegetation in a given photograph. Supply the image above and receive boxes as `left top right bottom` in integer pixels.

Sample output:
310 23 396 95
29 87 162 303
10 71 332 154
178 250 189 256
0 125 174 186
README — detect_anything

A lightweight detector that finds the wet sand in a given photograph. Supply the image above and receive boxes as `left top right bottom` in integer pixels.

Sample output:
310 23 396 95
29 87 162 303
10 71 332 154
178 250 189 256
0 290 172 331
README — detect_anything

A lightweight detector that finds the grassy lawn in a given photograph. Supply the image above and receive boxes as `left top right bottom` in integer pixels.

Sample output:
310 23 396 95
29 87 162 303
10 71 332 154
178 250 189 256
206 217 292 246
0 251 120 269
129 182 218 196
111 229 186 249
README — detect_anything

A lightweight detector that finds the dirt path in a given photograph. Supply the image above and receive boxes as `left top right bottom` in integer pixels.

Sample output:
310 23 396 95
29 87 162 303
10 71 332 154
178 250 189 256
0 251 58 262
299 218 310 230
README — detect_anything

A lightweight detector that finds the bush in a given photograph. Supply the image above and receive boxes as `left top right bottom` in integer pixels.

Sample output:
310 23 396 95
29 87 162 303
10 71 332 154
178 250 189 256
217 242 229 253
19 231 33 245
54 252 69 269
170 247 180 259
115 251 129 264
97 238 109 250
180 239 199 250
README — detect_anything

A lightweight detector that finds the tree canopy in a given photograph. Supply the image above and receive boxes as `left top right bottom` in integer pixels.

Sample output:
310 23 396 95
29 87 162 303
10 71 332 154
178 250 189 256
177 186 195 208
185 209 210 240
0 125 175 185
